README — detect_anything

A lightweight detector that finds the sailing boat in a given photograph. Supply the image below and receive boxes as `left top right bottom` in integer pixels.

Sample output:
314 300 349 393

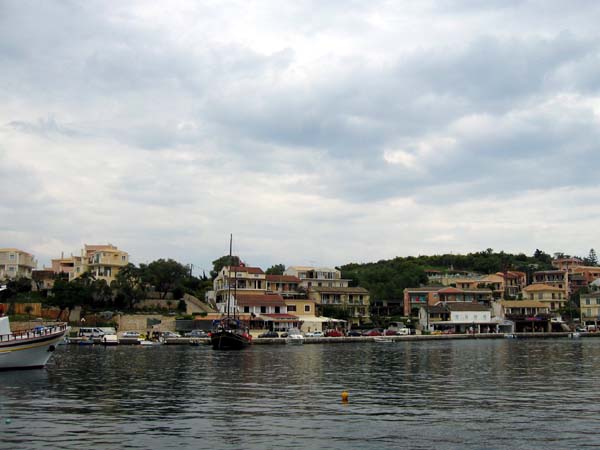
210 235 252 350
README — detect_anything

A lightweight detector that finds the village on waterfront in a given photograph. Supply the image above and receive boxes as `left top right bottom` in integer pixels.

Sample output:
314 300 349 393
3 244 600 344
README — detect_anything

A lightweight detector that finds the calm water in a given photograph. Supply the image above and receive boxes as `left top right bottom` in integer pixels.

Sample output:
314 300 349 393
2 339 600 449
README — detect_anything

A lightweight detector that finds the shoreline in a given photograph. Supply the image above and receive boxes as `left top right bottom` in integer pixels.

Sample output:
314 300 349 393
65 331 596 346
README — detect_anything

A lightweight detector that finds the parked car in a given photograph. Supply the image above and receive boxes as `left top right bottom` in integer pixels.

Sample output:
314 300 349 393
162 331 182 339
363 329 382 336
258 331 279 338
325 329 343 337
575 326 587 332
347 330 362 337
121 331 140 338
384 329 398 336
185 330 208 338
305 331 324 337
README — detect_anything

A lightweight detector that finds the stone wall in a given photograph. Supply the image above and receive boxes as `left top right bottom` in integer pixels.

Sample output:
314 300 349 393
115 314 176 333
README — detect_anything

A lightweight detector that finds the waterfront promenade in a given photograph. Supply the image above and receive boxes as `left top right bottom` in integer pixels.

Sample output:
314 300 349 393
65 331 595 346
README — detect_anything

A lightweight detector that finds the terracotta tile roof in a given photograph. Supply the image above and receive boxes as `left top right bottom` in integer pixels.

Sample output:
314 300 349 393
236 293 285 306
523 283 564 292
500 300 548 308
437 287 464 294
445 302 490 312
266 275 301 283
230 266 264 274
427 302 491 312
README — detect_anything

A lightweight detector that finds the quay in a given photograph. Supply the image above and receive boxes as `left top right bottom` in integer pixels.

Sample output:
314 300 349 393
64 331 598 346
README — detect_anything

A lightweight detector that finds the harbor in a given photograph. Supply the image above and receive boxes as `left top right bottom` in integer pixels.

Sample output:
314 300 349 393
2 338 600 449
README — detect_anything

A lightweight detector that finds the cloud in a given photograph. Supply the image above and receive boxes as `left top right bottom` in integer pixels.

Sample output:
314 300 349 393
1 0 600 269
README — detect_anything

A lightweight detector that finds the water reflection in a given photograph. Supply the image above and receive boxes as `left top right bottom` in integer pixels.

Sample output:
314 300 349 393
2 340 600 449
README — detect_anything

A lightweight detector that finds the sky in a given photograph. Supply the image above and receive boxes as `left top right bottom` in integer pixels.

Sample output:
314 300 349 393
2 0 600 273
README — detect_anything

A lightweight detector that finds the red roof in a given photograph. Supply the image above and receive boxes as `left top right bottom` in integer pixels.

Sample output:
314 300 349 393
437 287 464 294
266 275 301 283
262 313 299 320
236 293 285 306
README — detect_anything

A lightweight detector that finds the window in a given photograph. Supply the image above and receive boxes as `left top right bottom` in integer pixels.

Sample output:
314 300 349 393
586 299 591 305
287 305 296 312
121 255 126 261
9 253 15 260
304 305 311 313
260 306 266 313
244 306 250 313
538 293 543 300
275 306 280 314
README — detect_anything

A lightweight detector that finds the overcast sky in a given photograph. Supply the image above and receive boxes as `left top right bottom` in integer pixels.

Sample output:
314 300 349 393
2 1 600 272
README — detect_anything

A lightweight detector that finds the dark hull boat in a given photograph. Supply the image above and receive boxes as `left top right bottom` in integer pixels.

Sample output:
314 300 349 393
211 318 252 350
211 329 251 350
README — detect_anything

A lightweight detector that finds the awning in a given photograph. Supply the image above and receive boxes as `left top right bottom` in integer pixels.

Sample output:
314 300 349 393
301 316 347 323
260 313 299 321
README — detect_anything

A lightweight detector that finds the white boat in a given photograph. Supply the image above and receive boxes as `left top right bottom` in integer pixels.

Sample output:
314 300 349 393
0 316 69 371
286 328 304 344
374 336 394 343
101 334 119 346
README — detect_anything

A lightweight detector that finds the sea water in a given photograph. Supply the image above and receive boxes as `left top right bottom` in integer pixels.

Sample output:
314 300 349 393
1 339 600 449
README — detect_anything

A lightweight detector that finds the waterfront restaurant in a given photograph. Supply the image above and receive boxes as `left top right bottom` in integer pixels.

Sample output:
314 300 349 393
498 300 551 332
418 302 496 334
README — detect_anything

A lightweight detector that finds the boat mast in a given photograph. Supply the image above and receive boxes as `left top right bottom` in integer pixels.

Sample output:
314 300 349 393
227 234 232 318
233 236 238 321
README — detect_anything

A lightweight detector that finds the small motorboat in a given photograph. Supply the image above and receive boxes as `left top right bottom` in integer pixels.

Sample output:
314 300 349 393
101 334 119 346
374 336 394 343
286 328 304 345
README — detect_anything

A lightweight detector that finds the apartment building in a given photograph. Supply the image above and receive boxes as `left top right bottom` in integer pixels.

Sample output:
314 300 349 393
309 286 370 325
0 248 36 280
403 286 493 316
284 266 350 289
51 244 129 284
532 270 568 298
522 283 566 312
213 265 267 305
580 291 600 328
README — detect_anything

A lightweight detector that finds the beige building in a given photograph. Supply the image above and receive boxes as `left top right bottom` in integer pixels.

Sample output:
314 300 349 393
266 274 304 298
0 248 36 280
51 244 129 285
284 266 351 289
522 283 566 312
309 286 370 326
213 265 267 306
532 270 569 298
580 291 600 327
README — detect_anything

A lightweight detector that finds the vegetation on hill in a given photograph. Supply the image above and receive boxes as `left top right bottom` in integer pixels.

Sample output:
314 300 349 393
340 249 556 302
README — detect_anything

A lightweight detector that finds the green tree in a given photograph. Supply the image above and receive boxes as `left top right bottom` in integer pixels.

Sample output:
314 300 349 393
144 259 189 299
111 263 145 310
49 278 87 320
265 264 286 275
210 255 241 279
584 249 598 266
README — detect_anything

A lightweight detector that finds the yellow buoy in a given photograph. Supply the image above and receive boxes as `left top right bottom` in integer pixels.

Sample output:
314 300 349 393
341 391 349 402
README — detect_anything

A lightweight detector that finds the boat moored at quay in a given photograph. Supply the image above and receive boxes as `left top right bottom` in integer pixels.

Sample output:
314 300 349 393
0 316 69 370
